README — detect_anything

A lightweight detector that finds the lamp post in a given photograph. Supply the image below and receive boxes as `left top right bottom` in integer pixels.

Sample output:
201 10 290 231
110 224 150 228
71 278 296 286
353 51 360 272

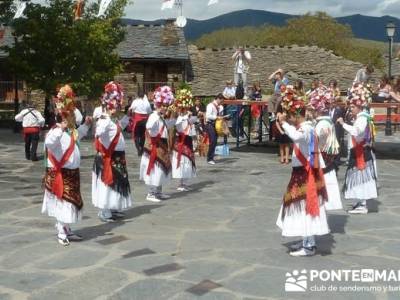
385 21 396 136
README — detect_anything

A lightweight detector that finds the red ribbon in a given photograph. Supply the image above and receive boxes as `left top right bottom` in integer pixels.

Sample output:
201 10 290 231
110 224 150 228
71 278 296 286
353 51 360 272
131 113 149 138
23 127 40 140
146 125 165 175
293 144 322 217
352 137 366 170
47 134 76 199
97 125 121 186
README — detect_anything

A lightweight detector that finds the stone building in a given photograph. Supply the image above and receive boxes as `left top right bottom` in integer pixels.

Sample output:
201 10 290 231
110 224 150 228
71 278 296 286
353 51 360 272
187 45 384 96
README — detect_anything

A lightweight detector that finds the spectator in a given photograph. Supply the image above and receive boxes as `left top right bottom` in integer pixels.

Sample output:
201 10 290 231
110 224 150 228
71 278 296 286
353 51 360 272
232 47 251 98
306 79 319 98
268 69 289 113
373 75 392 103
354 64 374 84
222 80 236 99
390 77 400 102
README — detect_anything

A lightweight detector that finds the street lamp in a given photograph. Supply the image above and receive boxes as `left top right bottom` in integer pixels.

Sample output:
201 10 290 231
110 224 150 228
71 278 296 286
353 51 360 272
385 21 396 136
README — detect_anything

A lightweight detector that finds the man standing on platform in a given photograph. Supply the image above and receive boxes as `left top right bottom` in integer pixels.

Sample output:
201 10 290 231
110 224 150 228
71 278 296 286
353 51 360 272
232 46 251 99
15 103 45 161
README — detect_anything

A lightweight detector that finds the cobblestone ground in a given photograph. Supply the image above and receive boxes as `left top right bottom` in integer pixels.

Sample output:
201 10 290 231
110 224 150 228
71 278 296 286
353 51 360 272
0 129 399 300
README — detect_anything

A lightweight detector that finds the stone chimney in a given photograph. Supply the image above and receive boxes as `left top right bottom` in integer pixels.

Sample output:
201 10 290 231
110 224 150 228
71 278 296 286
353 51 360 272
161 18 179 46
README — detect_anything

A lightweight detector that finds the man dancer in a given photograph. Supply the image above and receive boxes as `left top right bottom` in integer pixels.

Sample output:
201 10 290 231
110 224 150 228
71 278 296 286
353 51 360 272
15 103 45 161
129 90 152 156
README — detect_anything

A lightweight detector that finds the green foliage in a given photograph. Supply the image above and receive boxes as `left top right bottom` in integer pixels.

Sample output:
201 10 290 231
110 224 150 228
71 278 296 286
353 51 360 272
1 0 131 98
194 12 384 69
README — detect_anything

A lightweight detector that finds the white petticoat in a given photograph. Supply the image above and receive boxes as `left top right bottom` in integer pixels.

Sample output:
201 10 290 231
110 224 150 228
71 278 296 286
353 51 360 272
323 170 343 211
171 151 196 179
140 153 171 186
41 190 82 224
92 173 133 211
276 197 330 237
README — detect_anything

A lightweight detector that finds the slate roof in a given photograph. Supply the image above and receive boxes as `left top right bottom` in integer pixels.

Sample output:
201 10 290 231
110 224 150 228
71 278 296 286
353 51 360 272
117 24 189 60
1 23 190 61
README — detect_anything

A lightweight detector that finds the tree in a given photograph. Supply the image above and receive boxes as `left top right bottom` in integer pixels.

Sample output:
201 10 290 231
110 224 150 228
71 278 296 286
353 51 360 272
1 0 131 103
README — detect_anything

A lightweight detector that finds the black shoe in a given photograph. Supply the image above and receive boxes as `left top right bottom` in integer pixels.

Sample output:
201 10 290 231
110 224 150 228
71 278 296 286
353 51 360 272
31 157 39 161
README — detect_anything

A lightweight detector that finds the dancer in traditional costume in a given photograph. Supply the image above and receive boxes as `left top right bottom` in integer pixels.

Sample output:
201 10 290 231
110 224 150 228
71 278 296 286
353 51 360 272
15 103 45 161
337 83 377 214
129 90 152 156
92 81 132 222
276 86 329 256
309 86 342 211
172 89 197 191
42 84 92 246
140 86 175 203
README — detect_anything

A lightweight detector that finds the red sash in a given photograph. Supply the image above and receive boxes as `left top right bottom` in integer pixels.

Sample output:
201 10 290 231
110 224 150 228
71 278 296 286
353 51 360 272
47 134 76 199
146 125 165 175
97 124 121 186
352 137 366 170
23 127 40 140
176 124 191 168
131 113 149 138
293 144 322 217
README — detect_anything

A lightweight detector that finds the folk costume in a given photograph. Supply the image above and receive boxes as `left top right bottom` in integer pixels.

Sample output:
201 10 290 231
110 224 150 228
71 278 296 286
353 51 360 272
129 95 153 156
42 84 90 246
140 86 175 202
92 82 133 222
276 88 329 257
309 86 342 211
172 89 197 191
341 84 377 214
15 104 45 161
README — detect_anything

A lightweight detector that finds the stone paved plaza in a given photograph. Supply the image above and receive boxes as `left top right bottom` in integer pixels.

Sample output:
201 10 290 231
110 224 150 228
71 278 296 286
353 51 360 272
0 129 400 300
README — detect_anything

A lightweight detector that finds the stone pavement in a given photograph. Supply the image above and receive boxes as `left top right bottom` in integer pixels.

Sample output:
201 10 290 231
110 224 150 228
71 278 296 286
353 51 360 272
0 129 400 300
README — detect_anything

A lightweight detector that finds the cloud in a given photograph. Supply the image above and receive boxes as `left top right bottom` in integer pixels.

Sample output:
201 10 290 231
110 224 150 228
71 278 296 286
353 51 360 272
28 0 400 19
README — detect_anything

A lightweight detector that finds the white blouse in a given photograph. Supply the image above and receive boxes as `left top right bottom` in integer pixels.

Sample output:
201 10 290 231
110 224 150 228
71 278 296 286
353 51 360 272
95 115 130 151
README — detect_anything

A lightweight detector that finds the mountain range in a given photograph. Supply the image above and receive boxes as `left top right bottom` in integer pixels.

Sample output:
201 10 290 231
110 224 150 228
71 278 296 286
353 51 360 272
121 9 400 42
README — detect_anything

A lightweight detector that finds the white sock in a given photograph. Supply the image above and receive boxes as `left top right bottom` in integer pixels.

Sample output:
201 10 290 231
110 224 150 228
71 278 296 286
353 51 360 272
55 222 67 239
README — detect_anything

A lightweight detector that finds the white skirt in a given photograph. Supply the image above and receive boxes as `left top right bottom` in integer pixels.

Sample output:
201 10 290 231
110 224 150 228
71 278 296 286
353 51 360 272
140 154 171 186
344 158 378 200
276 198 330 237
92 173 132 211
171 150 196 179
41 190 82 224
323 170 343 211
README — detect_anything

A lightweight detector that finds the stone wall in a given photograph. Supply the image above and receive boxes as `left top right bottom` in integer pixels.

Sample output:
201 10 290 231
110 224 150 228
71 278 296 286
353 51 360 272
187 44 382 96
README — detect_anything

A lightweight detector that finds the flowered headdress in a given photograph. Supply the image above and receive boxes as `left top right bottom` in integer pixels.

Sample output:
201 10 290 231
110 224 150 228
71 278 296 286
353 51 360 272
348 83 372 107
102 81 124 110
153 86 175 107
54 84 76 112
175 88 193 108
280 85 306 115
308 85 334 114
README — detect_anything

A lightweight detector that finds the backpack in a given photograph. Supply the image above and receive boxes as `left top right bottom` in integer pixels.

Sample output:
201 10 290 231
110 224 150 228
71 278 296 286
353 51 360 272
235 80 245 100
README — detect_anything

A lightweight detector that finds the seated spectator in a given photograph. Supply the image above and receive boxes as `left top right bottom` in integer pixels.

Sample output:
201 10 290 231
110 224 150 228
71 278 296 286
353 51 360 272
251 82 262 101
306 79 319 98
329 79 341 101
373 75 392 103
222 80 236 99
390 77 400 102
354 64 374 84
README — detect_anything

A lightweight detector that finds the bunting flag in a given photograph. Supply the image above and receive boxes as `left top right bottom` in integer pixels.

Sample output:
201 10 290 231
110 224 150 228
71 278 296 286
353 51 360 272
208 0 218 5
13 1 27 19
161 0 174 10
97 0 113 17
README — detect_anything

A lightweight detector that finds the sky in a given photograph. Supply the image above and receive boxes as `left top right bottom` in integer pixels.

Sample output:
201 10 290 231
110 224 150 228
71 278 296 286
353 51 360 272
122 0 400 20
